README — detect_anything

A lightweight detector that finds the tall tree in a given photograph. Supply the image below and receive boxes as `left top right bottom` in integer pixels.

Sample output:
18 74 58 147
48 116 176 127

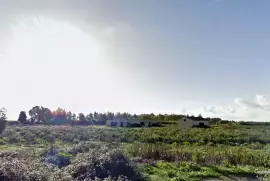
52 108 69 125
93 112 98 120
43 109 52 123
18 111 27 123
107 112 114 120
29 106 52 123
72 113 77 122
86 113 93 121
115 112 121 120
86 113 94 125
96 113 107 125
122 112 129 120
132 114 138 119
157 114 165 121
78 113 86 122
0 108 7 134
66 111 73 121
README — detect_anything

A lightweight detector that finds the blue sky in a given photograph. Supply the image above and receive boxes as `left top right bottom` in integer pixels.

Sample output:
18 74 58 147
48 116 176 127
0 0 270 121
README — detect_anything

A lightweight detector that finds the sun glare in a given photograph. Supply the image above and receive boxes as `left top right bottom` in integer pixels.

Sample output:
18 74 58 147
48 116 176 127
7 16 101 71
5 16 124 112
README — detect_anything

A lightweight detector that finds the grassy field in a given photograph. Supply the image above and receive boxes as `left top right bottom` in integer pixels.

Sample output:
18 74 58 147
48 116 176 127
1 123 270 180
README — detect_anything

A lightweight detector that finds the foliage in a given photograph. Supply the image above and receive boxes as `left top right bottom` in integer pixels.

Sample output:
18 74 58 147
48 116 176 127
24 106 217 125
58 152 72 158
138 161 256 181
44 152 71 167
18 111 27 123
68 141 114 155
29 106 52 124
77 113 88 125
0 108 7 134
7 104 243 127
67 147 142 181
51 108 71 125
1 123 270 180
0 149 49 181
125 142 270 167
3 124 270 146
0 146 141 181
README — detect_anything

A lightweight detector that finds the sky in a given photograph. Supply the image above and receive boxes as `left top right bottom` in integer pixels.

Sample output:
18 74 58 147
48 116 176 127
1 0 270 121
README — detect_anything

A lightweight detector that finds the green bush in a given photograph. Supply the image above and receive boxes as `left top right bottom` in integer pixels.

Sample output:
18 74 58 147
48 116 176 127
67 147 143 181
0 150 49 181
2 124 270 180
0 119 6 135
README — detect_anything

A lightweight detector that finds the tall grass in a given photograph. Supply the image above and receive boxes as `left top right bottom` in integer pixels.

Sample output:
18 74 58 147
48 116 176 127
125 142 270 167
3 124 270 145
2 124 270 180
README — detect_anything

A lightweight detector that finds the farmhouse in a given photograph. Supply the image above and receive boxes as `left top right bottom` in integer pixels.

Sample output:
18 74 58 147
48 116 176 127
179 116 210 128
106 119 152 127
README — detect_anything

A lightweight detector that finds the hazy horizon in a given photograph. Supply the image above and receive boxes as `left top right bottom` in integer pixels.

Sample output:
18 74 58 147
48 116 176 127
1 0 270 121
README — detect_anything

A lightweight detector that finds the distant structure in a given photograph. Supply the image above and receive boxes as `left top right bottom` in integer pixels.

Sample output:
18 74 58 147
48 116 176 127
179 116 210 128
50 135 56 155
106 119 152 127
44 135 71 167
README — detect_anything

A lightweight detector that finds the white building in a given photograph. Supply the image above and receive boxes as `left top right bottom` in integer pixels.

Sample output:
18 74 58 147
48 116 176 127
179 116 210 128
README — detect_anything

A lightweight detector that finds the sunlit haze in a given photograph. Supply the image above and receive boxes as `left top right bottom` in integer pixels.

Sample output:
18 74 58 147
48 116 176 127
1 0 270 121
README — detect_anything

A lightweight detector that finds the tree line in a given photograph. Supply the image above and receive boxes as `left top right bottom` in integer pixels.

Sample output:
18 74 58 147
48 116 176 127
0 105 229 127
0 107 7 134
16 106 189 125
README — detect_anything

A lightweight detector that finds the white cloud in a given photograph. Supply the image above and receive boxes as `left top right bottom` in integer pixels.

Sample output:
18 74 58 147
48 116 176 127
234 98 264 110
234 95 270 111
201 105 236 115
255 94 270 108
201 94 270 121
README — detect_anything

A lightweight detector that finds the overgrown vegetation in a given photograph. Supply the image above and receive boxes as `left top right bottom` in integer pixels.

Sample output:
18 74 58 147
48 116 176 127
0 108 7 134
1 123 270 180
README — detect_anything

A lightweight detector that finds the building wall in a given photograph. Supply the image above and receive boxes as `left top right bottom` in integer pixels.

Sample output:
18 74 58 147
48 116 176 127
193 120 210 127
106 120 152 127
179 118 211 128
179 118 194 128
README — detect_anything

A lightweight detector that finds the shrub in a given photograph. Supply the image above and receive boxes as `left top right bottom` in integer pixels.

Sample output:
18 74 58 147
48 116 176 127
67 147 143 181
44 153 71 168
68 141 109 155
125 142 270 167
0 119 6 135
7 133 22 144
0 150 49 181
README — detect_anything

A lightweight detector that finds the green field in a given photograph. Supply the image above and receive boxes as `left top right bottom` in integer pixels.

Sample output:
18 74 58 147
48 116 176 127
1 123 270 180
